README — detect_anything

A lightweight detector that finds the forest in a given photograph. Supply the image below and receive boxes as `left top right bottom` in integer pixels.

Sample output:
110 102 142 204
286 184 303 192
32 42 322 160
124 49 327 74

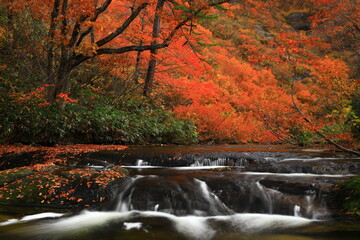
0 1 360 237
0 0 359 151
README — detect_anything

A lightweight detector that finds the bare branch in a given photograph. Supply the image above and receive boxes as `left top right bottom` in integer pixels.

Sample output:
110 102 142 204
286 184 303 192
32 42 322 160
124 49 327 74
68 15 89 48
71 43 168 68
96 2 148 47
162 0 231 45
291 71 360 156
97 44 168 55
74 0 113 47
71 0 231 73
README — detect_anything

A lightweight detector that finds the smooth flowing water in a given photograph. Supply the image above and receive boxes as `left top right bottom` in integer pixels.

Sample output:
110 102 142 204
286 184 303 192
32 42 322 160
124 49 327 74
0 145 359 239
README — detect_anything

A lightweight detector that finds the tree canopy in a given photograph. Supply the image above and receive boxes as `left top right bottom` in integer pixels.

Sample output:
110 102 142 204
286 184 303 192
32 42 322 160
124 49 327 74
0 0 359 150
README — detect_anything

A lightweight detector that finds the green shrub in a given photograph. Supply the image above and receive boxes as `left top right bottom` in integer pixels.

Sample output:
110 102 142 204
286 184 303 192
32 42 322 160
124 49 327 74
0 91 198 145
351 98 360 140
288 127 315 146
333 177 360 214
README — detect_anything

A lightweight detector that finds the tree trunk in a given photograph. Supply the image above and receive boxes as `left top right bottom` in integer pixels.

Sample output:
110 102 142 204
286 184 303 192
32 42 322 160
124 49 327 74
134 16 145 84
47 0 71 108
46 0 61 100
134 40 143 84
143 0 165 97
6 5 14 45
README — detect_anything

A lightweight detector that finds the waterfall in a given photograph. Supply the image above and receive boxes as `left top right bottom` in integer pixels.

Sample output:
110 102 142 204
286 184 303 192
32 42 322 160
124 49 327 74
294 205 301 217
1 146 357 240
111 176 232 216
135 159 149 166
115 175 145 212
255 181 281 214
194 179 233 215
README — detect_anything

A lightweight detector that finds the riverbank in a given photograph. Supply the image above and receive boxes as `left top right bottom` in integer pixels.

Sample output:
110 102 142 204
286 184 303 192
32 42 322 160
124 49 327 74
1 144 360 240
0 143 359 217
0 144 129 209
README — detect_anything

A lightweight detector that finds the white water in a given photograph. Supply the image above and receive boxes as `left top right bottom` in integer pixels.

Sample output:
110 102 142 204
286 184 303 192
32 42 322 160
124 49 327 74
123 222 143 230
237 172 355 178
0 176 319 239
2 149 356 239
255 181 280 214
123 159 161 169
294 205 301 217
280 157 360 162
214 213 314 233
195 179 212 200
115 175 146 212
0 212 65 226
136 159 147 166
173 166 233 170
191 158 228 167
194 179 233 215
4 210 314 240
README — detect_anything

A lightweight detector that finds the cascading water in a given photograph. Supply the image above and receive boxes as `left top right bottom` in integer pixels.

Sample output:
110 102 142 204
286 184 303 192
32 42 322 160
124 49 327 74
255 181 278 214
1 145 359 240
104 175 233 216
114 175 145 212
190 157 248 167
294 205 301 217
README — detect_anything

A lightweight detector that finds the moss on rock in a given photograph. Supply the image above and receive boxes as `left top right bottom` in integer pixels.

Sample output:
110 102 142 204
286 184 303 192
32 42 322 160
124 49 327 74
0 167 34 187
0 165 128 209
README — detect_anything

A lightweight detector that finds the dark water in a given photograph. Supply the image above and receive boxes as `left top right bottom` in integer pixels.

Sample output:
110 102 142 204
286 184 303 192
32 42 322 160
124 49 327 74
0 145 359 239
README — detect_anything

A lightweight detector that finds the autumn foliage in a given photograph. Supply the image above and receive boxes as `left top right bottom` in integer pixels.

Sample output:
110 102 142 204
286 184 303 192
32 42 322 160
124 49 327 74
0 144 128 207
0 0 359 147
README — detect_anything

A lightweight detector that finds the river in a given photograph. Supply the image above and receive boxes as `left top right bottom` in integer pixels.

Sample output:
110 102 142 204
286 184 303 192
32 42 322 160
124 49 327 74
0 145 359 239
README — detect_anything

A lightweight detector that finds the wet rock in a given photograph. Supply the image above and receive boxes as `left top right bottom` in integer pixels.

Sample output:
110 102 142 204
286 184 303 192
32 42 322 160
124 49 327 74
246 159 360 175
100 176 233 216
203 177 306 216
286 12 312 31
0 151 47 170
85 150 301 167
84 149 360 176
0 167 34 187
73 158 115 170
0 165 128 209
246 161 314 173
259 179 320 195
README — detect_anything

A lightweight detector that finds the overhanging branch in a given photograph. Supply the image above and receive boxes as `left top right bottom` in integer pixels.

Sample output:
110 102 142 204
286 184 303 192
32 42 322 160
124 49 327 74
96 2 148 47
71 0 231 70
71 43 168 68
97 43 168 55
291 72 360 156
74 0 113 47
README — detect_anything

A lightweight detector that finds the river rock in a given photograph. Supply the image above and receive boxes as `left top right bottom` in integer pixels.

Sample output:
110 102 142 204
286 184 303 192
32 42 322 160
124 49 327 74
259 179 320 195
0 151 48 170
0 165 128 209
100 176 233 216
